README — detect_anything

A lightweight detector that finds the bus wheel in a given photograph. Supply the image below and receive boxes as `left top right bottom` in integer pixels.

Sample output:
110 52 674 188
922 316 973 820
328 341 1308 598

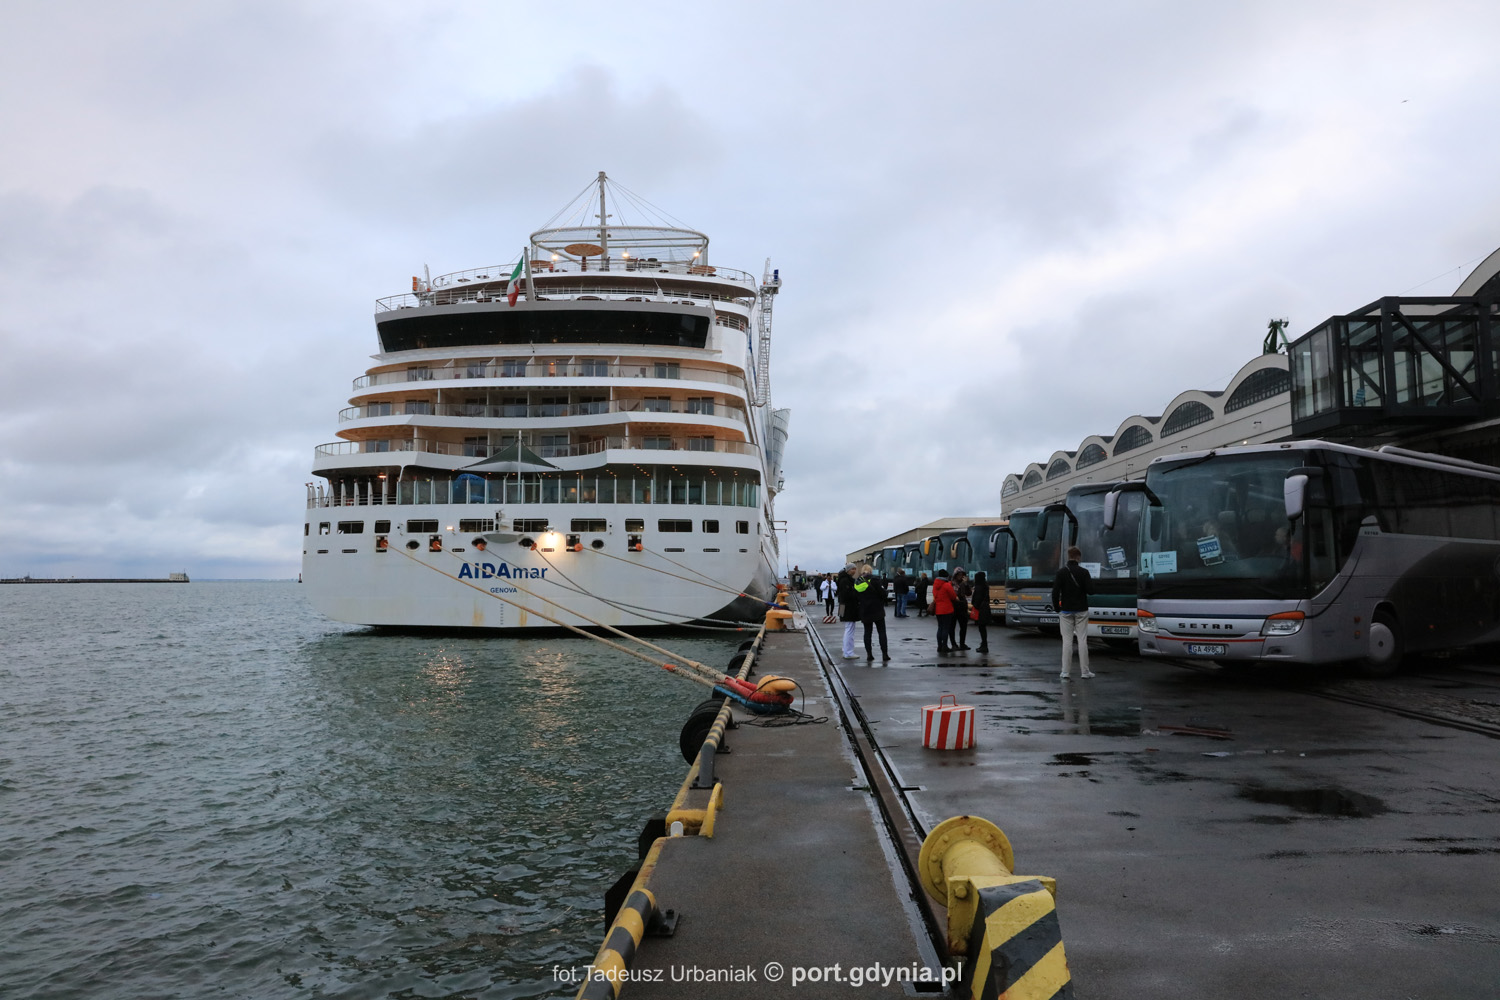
1360 610 1403 677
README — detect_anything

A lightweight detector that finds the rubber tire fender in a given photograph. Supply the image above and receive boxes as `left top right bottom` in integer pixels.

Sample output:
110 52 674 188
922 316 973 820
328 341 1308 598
679 699 726 764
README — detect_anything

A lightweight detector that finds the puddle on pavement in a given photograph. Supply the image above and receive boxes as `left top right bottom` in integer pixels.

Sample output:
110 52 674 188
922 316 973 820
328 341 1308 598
1237 785 1387 818
1050 752 1097 766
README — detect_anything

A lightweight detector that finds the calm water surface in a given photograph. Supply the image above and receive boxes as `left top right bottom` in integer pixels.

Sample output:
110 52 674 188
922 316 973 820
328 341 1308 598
0 582 734 998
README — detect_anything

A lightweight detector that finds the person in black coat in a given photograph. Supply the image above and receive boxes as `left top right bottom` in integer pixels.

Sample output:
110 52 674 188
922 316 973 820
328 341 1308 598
951 568 971 650
836 564 860 658
855 564 890 661
1053 545 1095 679
971 571 993 653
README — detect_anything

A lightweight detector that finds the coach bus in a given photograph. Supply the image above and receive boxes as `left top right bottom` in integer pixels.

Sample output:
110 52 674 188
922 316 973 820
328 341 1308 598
1106 441 1500 674
1067 482 1146 647
967 520 1010 617
999 506 1070 632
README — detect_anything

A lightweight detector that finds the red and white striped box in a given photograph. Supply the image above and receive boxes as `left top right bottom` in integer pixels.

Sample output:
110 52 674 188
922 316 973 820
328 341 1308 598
922 695 975 750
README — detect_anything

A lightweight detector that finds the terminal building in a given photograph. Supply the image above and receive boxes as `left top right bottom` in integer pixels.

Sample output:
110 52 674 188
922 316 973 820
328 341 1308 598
849 245 1500 560
1001 245 1500 512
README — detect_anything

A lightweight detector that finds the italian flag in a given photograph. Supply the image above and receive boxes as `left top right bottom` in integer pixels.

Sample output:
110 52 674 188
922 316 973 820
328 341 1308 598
506 255 525 306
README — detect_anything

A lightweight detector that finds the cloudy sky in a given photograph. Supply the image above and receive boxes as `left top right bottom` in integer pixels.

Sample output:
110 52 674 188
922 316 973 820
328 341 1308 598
3 1 1500 579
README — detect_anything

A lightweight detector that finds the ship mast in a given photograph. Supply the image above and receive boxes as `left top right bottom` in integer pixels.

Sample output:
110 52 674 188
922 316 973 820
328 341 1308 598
597 170 609 271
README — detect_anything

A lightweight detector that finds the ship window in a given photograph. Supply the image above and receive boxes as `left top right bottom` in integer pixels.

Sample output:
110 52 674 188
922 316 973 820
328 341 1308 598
643 436 672 449
654 362 681 379
643 396 672 413
374 521 391 533
687 436 715 452
459 519 496 532
407 519 439 533
580 359 609 376
337 521 364 534
513 518 548 532
625 518 645 531
658 519 692 532
465 361 487 378
571 519 607 532
304 523 310 536
405 400 433 415
499 360 526 377
406 366 432 381
462 436 489 458
369 440 391 452
368 402 392 417
736 521 750 534
318 522 331 535
702 520 720 533
686 396 715 415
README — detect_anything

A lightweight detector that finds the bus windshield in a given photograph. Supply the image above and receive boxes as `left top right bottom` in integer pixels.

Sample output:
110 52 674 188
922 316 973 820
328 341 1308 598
1141 452 1309 599
1006 509 1067 587
1070 488 1143 595
968 524 1007 583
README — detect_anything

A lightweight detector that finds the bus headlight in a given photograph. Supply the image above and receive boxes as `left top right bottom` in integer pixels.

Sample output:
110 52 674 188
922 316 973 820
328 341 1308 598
1261 611 1305 636
1137 610 1158 634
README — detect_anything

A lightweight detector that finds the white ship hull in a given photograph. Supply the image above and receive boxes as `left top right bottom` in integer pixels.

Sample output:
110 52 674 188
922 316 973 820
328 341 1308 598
303 502 778 629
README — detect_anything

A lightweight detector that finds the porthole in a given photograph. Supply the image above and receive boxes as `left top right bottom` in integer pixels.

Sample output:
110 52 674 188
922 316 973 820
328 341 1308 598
519 536 535 548
591 539 605 550
406 540 420 550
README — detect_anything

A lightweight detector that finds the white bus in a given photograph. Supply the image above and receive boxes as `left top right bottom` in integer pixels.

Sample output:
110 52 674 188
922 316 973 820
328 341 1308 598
1105 441 1500 674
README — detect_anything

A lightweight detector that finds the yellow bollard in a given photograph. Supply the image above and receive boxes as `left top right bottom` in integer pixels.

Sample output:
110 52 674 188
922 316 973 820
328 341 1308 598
917 815 1070 999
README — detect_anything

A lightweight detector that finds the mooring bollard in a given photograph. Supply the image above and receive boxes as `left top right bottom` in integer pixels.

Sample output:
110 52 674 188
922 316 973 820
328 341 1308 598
917 815 1072 999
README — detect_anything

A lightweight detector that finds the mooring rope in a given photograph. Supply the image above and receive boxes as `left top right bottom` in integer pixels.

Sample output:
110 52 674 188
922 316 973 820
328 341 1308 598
436 548 731 680
585 546 751 598
527 547 752 631
390 544 729 685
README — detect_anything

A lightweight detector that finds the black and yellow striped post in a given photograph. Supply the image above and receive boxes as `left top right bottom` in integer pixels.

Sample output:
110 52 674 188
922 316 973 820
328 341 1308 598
578 840 665 1000
918 815 1072 999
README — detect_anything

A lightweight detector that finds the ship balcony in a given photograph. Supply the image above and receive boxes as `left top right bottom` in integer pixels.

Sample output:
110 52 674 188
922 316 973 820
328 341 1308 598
312 433 762 475
338 397 749 431
351 360 749 398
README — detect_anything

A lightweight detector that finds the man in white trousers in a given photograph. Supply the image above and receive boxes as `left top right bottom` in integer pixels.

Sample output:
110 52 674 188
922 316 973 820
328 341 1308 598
1053 545 1095 679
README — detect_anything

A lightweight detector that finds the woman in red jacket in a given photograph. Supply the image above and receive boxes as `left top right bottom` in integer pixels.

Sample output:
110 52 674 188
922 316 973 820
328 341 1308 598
931 569 958 654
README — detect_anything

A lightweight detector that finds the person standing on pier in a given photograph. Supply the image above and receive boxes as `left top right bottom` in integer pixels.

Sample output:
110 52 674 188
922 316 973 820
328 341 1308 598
855 564 890 661
837 563 860 658
893 568 910 617
820 573 836 622
1054 545 1095 679
931 569 958 654
951 568 971 650
971 570 993 653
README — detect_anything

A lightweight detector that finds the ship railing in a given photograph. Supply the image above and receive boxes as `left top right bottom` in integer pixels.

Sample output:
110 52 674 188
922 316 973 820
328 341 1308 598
313 436 759 459
307 472 762 510
413 257 756 290
353 362 749 392
375 282 755 312
337 399 749 424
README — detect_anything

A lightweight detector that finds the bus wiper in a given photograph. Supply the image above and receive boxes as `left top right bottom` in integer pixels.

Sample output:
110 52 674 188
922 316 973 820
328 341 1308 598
1161 450 1217 474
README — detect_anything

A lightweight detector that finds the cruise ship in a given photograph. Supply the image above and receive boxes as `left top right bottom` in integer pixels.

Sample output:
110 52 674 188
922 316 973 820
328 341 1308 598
302 173 788 629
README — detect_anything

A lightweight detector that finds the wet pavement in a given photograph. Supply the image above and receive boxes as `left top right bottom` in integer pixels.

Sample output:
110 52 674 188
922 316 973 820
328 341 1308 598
817 610 1500 999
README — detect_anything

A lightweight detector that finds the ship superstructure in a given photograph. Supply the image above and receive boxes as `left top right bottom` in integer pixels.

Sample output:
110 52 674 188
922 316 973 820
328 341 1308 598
302 173 786 628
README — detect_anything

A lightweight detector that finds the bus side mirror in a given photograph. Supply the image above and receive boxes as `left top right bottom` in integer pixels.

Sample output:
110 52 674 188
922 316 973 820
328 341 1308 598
1285 474 1308 522
1102 491 1120 531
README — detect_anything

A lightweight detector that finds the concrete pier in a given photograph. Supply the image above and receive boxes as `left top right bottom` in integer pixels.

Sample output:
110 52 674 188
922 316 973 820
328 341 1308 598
586 608 1500 998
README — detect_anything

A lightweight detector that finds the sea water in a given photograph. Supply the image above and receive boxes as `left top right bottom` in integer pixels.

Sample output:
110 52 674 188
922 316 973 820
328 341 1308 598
0 582 735 998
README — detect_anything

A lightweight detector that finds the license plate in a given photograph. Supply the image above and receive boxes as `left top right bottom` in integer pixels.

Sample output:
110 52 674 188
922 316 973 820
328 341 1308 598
1186 643 1228 656
1101 626 1132 636
1038 616 1058 625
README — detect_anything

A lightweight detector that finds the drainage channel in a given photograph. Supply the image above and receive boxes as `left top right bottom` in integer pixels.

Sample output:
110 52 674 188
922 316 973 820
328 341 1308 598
802 612 952 979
